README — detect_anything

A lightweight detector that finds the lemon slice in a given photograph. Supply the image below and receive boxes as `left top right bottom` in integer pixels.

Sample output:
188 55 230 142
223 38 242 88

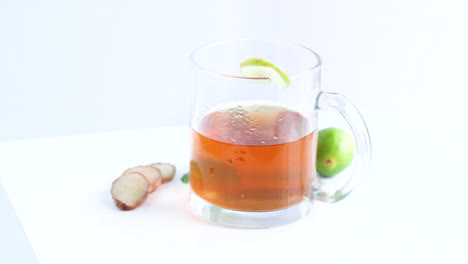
240 57 291 88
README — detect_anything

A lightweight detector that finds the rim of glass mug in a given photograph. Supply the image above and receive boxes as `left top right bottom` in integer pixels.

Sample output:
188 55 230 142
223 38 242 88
189 39 323 80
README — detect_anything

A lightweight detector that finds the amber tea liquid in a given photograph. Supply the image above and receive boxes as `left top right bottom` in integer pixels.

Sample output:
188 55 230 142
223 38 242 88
191 104 317 212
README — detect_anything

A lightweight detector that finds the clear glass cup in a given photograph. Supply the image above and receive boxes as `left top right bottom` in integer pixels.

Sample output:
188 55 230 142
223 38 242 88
189 39 371 228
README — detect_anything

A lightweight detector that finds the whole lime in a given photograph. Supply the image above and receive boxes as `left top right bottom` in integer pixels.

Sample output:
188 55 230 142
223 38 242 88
316 127 355 177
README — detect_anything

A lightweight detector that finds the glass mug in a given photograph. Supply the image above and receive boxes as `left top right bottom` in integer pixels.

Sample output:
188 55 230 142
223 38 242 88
189 39 371 228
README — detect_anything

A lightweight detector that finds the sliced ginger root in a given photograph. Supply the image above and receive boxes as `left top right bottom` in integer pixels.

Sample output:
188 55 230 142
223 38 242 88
111 163 177 210
150 163 176 183
111 172 149 211
123 166 162 192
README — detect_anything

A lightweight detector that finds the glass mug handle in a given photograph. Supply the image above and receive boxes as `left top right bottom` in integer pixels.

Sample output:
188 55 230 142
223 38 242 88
312 92 372 203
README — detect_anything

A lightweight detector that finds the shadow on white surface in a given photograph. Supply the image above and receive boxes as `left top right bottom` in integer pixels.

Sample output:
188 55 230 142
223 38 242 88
0 180 39 264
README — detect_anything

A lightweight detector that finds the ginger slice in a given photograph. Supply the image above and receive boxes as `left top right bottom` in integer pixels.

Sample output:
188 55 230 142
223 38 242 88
150 163 176 183
111 172 149 210
123 166 162 192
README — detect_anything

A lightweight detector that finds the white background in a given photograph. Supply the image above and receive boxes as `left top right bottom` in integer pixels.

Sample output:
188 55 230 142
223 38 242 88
1 0 467 141
1 1 468 263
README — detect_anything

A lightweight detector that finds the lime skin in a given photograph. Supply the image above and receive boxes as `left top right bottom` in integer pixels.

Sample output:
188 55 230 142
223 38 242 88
240 57 291 88
316 127 355 177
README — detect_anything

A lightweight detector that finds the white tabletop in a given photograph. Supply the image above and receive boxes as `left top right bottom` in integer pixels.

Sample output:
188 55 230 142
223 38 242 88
1 114 467 263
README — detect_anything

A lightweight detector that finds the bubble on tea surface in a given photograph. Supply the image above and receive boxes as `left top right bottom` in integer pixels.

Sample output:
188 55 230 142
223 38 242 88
199 104 309 145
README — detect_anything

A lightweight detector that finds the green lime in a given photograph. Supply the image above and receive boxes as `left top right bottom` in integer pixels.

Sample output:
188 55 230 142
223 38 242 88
240 57 291 88
316 127 355 177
